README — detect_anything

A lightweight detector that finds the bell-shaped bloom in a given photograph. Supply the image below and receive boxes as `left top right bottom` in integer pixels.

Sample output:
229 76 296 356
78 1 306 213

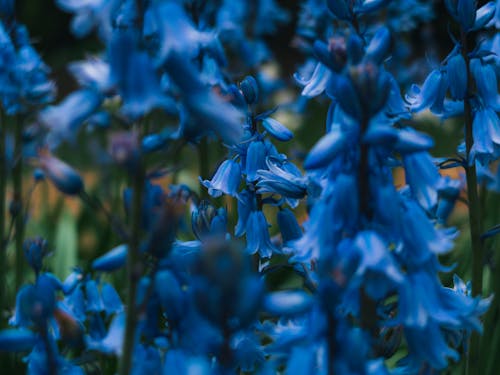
365 27 391 65
235 190 254 237
277 209 303 244
471 59 500 111
154 2 222 64
403 151 440 210
246 211 277 258
329 74 363 120
39 89 102 147
56 0 120 40
245 141 267 182
200 159 241 198
399 201 454 267
85 280 104 313
68 58 112 92
86 311 124 355
108 31 175 119
101 283 123 316
471 106 500 162
472 1 497 30
406 69 448 113
294 62 332 98
352 231 404 299
257 158 307 201
154 270 186 323
164 52 244 144
447 54 467 100
445 0 477 31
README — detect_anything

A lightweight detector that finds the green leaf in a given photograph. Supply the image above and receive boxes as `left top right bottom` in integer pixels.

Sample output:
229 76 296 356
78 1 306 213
52 209 78 280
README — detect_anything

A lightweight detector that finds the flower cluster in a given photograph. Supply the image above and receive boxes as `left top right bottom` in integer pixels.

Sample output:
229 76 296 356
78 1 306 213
0 1 496 375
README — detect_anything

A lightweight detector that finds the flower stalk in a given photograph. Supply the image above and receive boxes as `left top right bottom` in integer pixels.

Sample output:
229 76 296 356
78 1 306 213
13 115 24 291
0 112 6 321
118 150 145 375
460 29 484 375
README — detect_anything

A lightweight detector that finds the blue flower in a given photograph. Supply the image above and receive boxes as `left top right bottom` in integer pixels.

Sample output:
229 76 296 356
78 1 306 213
39 89 102 148
200 159 241 198
246 211 277 258
403 151 441 210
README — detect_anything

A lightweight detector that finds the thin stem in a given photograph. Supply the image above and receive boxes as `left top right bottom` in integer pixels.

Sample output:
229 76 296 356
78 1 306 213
0 112 6 322
460 29 484 375
118 155 145 375
358 116 377 337
13 115 24 291
41 323 57 375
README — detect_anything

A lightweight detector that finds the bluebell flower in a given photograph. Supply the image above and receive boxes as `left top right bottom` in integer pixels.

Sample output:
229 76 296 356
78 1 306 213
56 0 120 40
399 200 454 267
406 69 449 114
447 54 468 100
471 106 500 162
471 58 500 111
403 151 441 210
245 140 268 182
351 231 404 299
163 52 244 145
39 89 102 147
277 209 303 245
68 57 113 93
304 124 348 169
472 2 497 30
445 0 477 31
200 159 241 198
294 61 332 98
86 311 124 355
246 211 277 258
256 158 307 202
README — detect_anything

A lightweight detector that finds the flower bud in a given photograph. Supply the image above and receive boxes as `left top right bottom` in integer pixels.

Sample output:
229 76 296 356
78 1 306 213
239 76 259 105
38 151 84 196
23 237 49 275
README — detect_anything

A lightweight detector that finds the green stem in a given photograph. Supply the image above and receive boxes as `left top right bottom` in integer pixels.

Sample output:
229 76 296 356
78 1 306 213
118 156 145 375
460 30 484 375
13 115 24 292
0 112 6 322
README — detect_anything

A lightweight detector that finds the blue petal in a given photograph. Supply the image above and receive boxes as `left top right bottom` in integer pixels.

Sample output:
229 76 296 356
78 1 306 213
92 244 128 272
304 125 346 169
264 291 313 316
262 117 293 141
0 329 37 352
